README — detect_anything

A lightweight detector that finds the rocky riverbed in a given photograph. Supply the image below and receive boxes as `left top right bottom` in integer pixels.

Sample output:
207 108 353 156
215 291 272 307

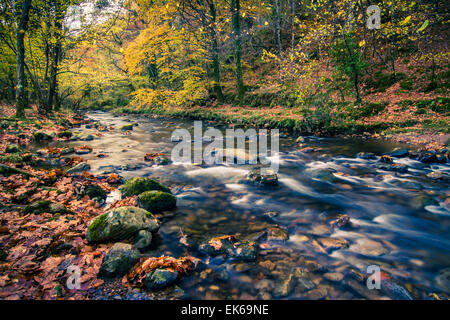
1 110 449 300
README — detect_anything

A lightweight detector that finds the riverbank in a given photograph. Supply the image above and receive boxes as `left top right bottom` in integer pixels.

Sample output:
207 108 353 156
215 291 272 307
105 96 449 150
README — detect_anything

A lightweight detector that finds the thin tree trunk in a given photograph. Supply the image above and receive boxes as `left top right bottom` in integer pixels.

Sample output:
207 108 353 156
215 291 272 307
270 0 282 54
46 2 63 112
231 0 245 103
15 0 32 118
209 1 224 102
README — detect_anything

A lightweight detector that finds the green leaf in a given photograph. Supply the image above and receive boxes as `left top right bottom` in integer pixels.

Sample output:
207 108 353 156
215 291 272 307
417 20 429 33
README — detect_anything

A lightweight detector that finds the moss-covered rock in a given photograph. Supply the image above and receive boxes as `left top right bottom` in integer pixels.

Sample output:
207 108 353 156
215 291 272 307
0 154 24 163
23 200 73 215
99 243 140 278
57 131 72 138
80 185 107 201
86 206 160 243
120 123 135 131
33 130 54 141
137 191 176 213
144 268 178 290
134 229 153 250
66 162 91 174
5 144 22 154
120 177 171 198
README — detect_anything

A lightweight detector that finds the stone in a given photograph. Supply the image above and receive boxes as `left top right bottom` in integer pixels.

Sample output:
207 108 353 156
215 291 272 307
137 190 177 213
390 148 409 158
263 211 279 219
356 152 377 160
120 177 171 198
311 168 338 183
330 214 350 229
79 184 107 201
324 272 344 282
317 237 349 253
33 130 54 141
246 167 278 187
426 171 445 180
86 206 160 243
378 163 408 173
273 273 296 297
153 156 172 166
199 236 257 261
67 162 91 173
419 152 438 164
306 286 328 299
134 229 153 250
266 227 289 241
435 268 450 292
379 155 393 163
120 123 135 131
5 144 22 154
57 131 72 138
350 238 388 256
144 268 178 290
22 200 73 215
99 243 140 278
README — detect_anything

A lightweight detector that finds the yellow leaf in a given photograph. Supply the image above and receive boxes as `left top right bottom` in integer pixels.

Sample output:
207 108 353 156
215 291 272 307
359 40 365 47
264 21 268 26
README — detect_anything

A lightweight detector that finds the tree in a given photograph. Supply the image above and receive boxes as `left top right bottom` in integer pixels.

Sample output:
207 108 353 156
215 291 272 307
15 0 32 118
230 0 245 103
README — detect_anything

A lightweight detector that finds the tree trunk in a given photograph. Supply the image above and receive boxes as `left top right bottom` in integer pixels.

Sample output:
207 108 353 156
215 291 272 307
231 0 245 103
270 0 282 54
45 1 63 113
15 0 32 118
209 1 224 102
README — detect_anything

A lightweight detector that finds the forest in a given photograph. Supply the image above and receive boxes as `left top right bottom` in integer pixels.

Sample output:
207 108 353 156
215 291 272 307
0 0 449 301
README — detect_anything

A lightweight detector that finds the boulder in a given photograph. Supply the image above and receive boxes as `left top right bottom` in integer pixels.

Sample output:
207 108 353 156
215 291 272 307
144 268 178 290
120 177 171 198
86 206 160 243
120 123 135 131
137 191 176 213
99 243 140 278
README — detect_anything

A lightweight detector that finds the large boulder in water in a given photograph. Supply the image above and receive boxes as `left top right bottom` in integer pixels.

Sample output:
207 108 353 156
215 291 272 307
120 177 171 198
137 191 176 213
99 243 140 278
86 206 160 243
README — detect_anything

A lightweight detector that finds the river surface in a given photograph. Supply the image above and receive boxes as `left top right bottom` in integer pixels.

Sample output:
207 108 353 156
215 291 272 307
57 111 450 299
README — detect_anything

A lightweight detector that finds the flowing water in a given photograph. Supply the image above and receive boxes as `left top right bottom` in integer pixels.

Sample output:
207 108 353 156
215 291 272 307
56 111 450 299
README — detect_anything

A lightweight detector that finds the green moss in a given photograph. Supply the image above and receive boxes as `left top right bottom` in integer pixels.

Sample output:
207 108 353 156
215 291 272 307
23 200 72 215
87 213 108 241
120 123 135 131
0 154 23 163
57 130 72 138
120 177 171 197
137 191 177 213
82 185 107 200
5 144 22 153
